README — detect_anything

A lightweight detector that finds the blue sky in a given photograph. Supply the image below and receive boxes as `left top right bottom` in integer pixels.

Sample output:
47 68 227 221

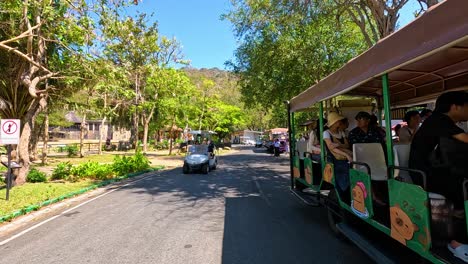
126 0 422 70
126 0 236 69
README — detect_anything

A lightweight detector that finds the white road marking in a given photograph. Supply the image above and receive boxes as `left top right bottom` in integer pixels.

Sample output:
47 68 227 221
252 175 272 207
0 173 154 246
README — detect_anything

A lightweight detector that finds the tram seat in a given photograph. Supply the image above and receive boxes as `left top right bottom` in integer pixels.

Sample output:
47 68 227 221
393 144 413 183
296 141 308 160
352 143 387 181
392 146 456 244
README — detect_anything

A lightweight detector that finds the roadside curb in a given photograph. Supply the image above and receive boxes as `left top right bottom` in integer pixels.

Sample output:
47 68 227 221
0 167 164 223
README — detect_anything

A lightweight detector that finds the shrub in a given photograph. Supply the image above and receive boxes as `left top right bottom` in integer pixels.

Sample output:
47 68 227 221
155 140 170 150
51 162 72 180
27 168 47 183
70 161 114 181
112 151 150 175
65 145 79 157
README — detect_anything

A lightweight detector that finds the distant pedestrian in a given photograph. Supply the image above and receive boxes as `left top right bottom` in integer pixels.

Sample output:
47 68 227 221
273 138 280 157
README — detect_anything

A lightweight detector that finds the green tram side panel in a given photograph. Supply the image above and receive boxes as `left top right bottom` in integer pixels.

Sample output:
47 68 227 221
465 200 468 238
349 169 374 220
293 155 300 180
294 157 316 188
303 157 315 187
388 179 432 254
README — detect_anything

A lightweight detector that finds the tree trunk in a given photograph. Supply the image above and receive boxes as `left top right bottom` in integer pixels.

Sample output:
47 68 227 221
143 119 149 153
42 109 49 165
98 117 106 155
98 93 107 155
29 116 43 161
168 116 176 155
15 98 43 185
132 72 140 152
132 112 139 152
79 113 87 158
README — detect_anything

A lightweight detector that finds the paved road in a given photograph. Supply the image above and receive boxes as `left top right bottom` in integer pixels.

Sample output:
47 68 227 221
0 146 372 264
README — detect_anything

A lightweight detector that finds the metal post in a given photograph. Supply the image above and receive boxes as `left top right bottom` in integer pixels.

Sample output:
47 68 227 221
286 101 294 189
382 74 394 168
319 102 325 170
6 145 12 201
377 108 382 125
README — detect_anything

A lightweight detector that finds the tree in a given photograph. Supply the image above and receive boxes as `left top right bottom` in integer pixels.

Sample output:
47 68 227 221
224 0 366 125
100 12 184 151
143 68 194 153
305 0 442 47
0 0 99 184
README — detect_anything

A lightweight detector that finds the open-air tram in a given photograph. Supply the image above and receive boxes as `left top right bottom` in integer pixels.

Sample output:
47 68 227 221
287 1 468 263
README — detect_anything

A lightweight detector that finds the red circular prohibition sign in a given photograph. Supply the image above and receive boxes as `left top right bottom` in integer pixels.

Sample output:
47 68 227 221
2 121 18 135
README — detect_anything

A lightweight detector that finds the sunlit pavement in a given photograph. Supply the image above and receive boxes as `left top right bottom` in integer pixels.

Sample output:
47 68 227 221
0 145 372 264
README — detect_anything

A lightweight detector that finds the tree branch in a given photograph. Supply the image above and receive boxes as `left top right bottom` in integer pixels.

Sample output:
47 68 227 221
0 42 52 74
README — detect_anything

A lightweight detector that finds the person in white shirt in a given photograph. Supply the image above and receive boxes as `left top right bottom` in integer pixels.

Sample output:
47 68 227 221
323 112 352 203
273 138 281 157
399 110 421 144
306 120 322 162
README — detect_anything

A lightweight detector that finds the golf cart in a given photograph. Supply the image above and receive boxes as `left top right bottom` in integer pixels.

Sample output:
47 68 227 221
182 130 218 174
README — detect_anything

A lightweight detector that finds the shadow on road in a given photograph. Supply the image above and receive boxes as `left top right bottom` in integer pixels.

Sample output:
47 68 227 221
116 147 371 264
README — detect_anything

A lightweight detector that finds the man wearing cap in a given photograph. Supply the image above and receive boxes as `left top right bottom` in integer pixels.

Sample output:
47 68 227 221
348 111 385 148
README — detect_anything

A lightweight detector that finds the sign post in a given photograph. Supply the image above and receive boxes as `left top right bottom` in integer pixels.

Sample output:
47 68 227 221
1 119 21 201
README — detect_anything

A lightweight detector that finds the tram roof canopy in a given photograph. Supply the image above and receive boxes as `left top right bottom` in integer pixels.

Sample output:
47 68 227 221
290 0 468 112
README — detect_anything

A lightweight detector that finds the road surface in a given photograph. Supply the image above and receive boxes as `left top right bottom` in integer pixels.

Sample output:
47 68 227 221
0 146 372 264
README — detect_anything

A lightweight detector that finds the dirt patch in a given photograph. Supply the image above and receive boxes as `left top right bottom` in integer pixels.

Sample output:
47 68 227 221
146 155 184 168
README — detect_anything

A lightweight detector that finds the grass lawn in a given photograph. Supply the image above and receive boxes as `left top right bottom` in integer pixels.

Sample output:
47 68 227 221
0 180 97 216
43 153 127 166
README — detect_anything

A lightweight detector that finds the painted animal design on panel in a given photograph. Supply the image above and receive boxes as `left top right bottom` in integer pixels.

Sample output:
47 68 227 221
351 181 369 218
293 167 300 178
305 166 312 184
323 163 333 183
390 203 419 245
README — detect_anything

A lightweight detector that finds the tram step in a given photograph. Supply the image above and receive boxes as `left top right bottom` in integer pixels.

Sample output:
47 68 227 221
432 246 467 264
336 223 396 264
290 188 320 206
302 188 330 197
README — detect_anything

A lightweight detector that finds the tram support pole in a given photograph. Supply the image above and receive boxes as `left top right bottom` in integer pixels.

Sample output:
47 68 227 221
285 101 294 189
382 74 394 172
319 102 325 170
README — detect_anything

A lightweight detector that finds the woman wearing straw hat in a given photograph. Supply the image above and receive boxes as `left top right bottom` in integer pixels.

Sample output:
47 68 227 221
323 112 353 203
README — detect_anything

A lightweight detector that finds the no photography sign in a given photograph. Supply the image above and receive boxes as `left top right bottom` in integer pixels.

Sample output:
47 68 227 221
0 119 20 145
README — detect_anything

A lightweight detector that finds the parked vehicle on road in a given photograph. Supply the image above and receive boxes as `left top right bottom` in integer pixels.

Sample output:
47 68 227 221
255 140 263 148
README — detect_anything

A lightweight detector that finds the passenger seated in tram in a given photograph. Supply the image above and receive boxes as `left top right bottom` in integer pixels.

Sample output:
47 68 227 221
398 110 421 144
369 114 386 139
420 108 433 123
341 117 350 137
393 124 402 143
348 112 385 148
323 112 352 202
349 111 388 205
307 120 322 162
409 91 468 256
